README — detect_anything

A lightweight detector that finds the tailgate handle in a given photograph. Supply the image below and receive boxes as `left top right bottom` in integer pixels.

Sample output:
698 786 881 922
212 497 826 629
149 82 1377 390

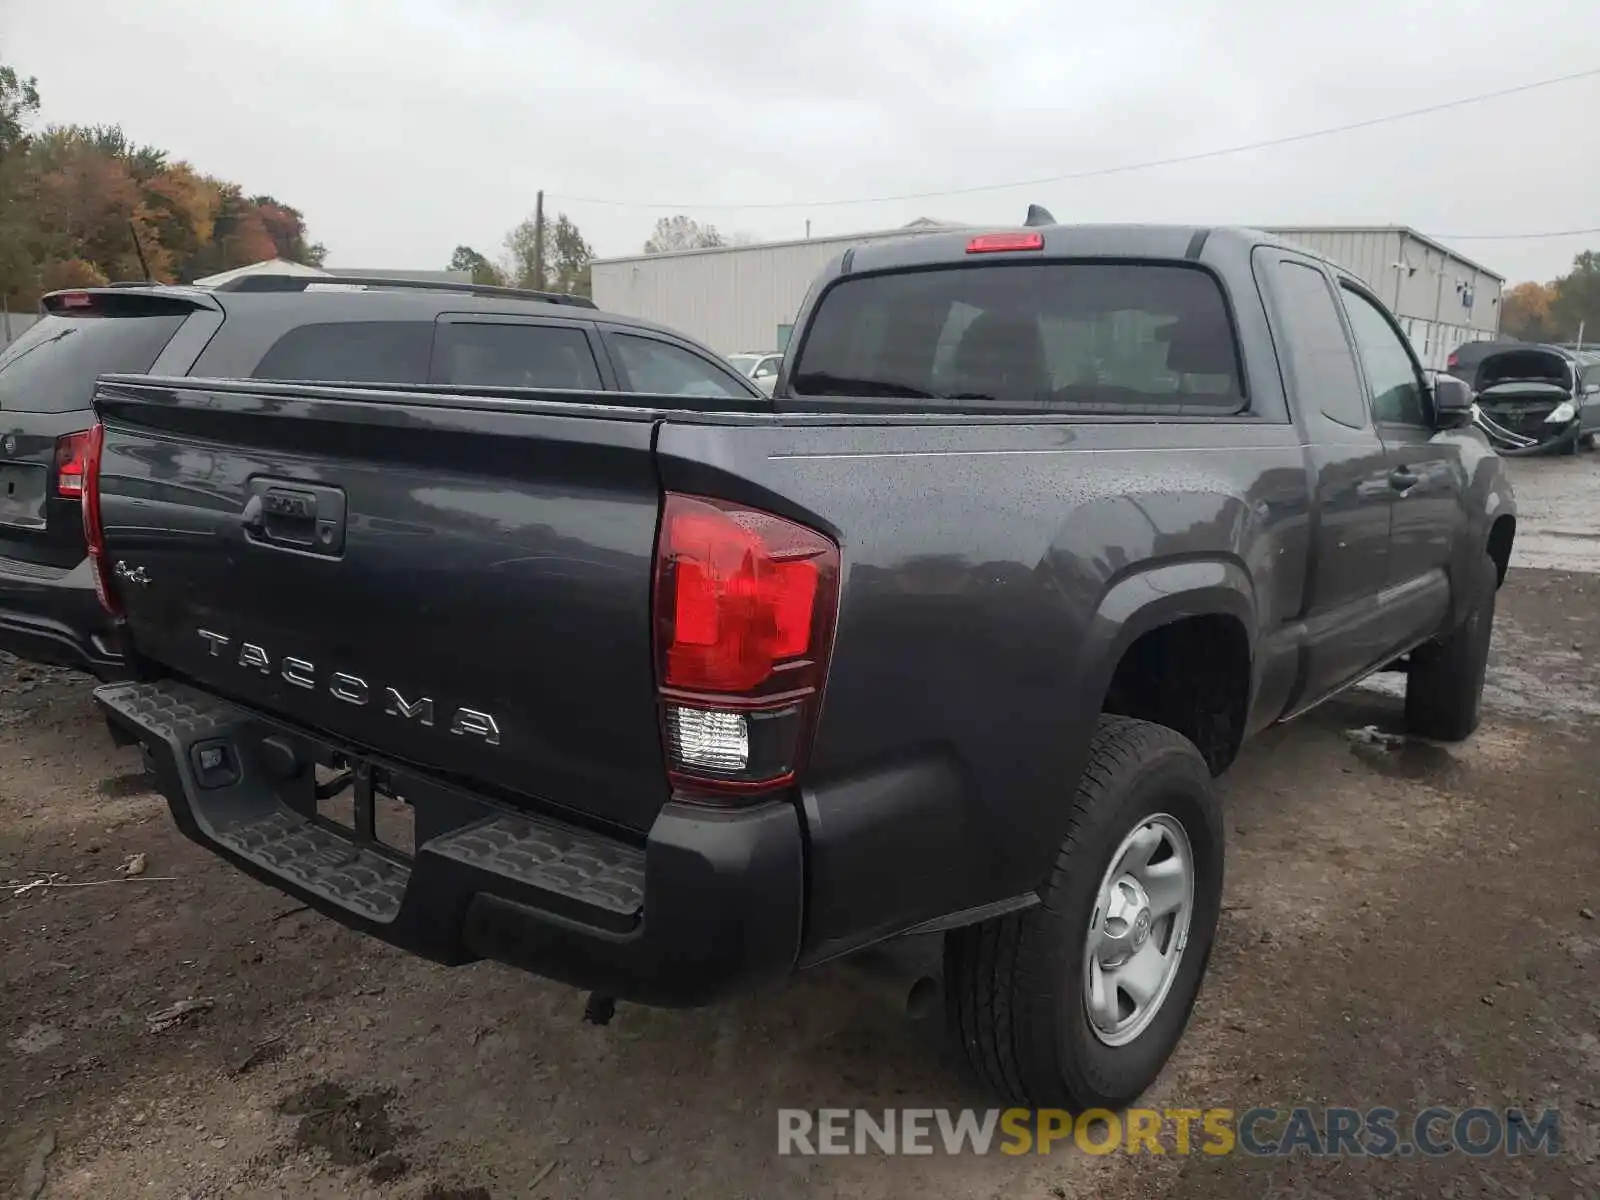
242 479 348 557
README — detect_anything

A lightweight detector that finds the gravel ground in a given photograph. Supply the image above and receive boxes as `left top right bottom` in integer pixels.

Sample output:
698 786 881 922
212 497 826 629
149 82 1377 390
2 457 1598 1199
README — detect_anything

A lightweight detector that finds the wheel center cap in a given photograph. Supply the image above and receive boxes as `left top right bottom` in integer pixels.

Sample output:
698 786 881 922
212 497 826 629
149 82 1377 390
1131 908 1153 950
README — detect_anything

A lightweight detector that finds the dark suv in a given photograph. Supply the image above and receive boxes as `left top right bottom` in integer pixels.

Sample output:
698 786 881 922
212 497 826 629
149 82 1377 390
0 276 759 676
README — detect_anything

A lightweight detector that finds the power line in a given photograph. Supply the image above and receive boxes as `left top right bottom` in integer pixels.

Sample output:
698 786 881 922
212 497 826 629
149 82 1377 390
1424 226 1600 241
549 66 1600 212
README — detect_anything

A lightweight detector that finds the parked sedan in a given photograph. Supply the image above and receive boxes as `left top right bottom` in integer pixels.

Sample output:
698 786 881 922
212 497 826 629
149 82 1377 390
727 351 783 395
1470 343 1600 456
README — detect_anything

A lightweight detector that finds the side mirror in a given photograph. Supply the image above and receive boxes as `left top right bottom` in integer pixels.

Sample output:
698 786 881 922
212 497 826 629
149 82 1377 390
1433 375 1474 427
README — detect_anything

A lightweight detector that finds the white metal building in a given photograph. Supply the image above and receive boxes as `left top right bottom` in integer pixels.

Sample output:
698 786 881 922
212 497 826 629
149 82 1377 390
591 223 1504 372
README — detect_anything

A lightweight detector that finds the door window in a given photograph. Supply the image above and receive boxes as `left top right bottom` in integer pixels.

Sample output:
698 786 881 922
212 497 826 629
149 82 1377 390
1340 288 1429 427
610 335 753 399
434 322 600 390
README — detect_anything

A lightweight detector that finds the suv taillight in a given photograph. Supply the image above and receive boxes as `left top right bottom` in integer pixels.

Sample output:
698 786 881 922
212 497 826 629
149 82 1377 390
80 422 121 617
55 430 92 498
653 493 839 797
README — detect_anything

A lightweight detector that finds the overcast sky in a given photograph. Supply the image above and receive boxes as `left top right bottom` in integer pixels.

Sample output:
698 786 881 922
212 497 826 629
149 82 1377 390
6 0 1598 284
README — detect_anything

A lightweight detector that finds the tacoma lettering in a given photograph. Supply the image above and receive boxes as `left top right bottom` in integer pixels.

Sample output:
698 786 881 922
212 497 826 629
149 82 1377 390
195 630 497 744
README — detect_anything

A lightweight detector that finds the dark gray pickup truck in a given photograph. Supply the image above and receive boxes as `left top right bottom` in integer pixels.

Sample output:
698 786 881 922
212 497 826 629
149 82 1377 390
85 223 1514 1109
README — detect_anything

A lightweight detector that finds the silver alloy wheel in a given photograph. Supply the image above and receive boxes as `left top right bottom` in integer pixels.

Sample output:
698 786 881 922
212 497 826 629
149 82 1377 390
1083 814 1195 1047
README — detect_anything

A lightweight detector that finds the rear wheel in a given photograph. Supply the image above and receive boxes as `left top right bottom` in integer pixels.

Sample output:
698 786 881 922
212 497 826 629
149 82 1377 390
944 716 1223 1107
1405 552 1497 741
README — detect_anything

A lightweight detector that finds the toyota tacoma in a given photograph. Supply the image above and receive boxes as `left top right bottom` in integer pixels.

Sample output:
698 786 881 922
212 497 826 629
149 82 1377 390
86 221 1514 1108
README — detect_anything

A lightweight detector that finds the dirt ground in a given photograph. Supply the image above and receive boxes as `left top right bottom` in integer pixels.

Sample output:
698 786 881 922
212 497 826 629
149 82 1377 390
3 459 1599 1199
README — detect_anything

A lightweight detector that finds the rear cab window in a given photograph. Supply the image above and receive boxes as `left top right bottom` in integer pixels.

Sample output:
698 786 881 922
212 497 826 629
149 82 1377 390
790 262 1244 414
0 295 195 413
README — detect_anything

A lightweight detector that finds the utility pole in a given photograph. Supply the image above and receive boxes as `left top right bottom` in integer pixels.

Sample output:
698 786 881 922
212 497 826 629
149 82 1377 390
533 190 546 291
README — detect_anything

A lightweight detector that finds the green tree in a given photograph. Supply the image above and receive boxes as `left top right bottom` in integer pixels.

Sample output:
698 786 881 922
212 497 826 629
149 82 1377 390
449 244 506 286
502 217 541 289
0 65 40 158
499 212 594 294
546 214 593 297
643 214 724 254
1550 251 1600 344
0 66 42 306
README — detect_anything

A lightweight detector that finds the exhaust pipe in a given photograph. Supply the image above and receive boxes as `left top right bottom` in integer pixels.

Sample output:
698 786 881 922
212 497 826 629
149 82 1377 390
841 936 943 1021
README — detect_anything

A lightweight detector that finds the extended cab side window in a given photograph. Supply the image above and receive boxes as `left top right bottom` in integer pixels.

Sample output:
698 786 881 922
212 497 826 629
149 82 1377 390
434 322 601 390
1270 261 1367 429
610 334 755 399
252 321 433 384
1340 288 1429 427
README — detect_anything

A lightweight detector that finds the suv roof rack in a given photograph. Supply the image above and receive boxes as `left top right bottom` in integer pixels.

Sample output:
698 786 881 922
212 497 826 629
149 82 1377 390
208 273 599 308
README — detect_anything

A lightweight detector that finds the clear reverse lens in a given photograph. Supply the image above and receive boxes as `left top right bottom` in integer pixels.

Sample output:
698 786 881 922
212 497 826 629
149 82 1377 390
666 706 749 773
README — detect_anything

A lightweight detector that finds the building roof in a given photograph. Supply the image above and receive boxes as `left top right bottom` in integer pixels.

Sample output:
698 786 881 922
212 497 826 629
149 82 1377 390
592 224 970 267
595 222 1503 282
333 268 472 284
191 258 325 287
1262 225 1504 282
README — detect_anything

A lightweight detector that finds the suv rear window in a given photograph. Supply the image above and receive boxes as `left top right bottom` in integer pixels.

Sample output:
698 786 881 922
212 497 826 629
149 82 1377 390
791 262 1244 414
0 309 190 413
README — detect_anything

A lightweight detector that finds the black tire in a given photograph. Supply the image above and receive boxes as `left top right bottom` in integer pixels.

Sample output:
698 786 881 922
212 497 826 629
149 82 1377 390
944 715 1224 1108
1405 552 1497 741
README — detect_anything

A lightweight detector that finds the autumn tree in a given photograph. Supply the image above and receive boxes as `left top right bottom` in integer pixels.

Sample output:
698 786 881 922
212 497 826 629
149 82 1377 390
643 215 725 254
1 60 326 309
1500 281 1556 342
252 196 326 267
449 245 506 286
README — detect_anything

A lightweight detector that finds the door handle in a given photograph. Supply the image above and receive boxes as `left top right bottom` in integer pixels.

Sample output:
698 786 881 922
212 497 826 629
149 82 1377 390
1388 467 1420 493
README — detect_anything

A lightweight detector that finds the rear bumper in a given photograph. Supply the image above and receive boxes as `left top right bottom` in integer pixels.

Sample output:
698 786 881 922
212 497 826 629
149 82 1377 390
95 679 805 1006
0 555 124 677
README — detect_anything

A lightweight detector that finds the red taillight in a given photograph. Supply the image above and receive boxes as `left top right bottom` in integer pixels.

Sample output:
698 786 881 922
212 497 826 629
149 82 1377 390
1447 352 1459 368
55 430 92 498
80 422 121 617
653 493 838 796
966 232 1044 254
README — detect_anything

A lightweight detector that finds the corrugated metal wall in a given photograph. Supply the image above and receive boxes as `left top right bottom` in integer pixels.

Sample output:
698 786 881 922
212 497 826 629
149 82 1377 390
1269 228 1502 369
592 226 1504 369
591 231 950 354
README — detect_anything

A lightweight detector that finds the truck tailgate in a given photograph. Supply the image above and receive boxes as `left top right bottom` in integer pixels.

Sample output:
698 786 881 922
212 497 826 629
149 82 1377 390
92 377 669 833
